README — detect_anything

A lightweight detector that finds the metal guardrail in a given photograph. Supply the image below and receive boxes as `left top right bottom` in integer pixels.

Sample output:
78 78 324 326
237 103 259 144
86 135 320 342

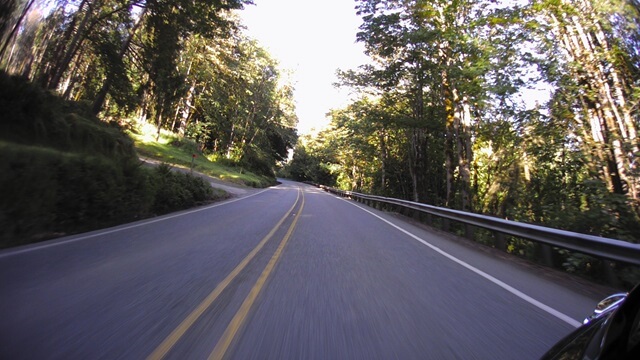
318 185 640 267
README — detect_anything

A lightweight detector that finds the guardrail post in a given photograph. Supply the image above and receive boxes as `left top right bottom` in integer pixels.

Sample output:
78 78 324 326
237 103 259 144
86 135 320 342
537 244 554 267
494 232 507 251
401 205 409 217
465 224 475 240
425 213 432 226
442 218 450 232
601 261 621 287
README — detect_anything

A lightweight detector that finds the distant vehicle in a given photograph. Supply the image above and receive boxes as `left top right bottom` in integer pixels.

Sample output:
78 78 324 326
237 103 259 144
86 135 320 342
541 283 640 359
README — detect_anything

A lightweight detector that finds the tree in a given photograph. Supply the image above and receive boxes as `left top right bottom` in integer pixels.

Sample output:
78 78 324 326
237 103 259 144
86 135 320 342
0 0 36 61
532 0 640 205
339 0 507 208
0 0 301 178
181 35 298 176
309 0 640 242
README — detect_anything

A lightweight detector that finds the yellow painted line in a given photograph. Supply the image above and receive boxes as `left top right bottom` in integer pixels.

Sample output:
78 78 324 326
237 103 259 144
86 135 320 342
208 189 305 360
146 189 301 360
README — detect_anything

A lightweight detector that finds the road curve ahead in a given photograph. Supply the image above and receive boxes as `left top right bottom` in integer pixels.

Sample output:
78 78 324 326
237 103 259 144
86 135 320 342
0 180 605 359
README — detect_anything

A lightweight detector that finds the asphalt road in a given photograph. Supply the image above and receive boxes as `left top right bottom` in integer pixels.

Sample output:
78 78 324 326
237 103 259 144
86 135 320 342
0 180 610 359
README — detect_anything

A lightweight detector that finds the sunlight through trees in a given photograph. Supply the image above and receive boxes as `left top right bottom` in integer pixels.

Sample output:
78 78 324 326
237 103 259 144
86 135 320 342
1 0 297 177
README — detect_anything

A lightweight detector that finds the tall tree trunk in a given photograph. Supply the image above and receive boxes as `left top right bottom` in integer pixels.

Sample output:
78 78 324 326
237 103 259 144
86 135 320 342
456 94 473 211
0 0 36 61
547 1 639 202
409 129 420 202
92 6 147 114
226 123 236 158
406 130 418 202
47 0 93 90
379 128 387 192
155 102 165 141
442 66 456 207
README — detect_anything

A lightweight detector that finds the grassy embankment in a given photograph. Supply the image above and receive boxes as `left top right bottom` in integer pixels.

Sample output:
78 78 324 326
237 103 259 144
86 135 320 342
129 123 275 188
0 72 226 248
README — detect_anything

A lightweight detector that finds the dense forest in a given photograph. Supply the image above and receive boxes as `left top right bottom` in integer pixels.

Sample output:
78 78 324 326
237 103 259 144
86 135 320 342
285 0 640 244
1 0 298 177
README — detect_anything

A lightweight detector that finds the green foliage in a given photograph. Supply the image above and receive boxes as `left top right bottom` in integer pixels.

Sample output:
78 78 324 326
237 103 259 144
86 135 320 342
148 163 216 214
90 25 137 111
339 0 639 225
0 71 137 159
1 0 293 185
239 144 275 177
0 1 292 247
0 142 221 248
280 143 336 185
0 73 225 248
179 36 298 176
130 129 275 188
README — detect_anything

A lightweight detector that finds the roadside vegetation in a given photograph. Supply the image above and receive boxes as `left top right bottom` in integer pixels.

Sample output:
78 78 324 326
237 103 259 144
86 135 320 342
1 1 298 248
0 72 224 248
129 123 275 188
281 0 640 284
1 1 297 183
285 0 640 243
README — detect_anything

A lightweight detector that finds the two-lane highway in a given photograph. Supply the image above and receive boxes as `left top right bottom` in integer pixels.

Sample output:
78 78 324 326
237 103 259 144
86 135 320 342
1 181 606 359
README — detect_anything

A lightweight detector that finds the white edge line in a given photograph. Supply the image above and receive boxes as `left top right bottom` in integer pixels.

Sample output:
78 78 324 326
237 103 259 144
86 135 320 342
0 188 272 258
334 195 582 329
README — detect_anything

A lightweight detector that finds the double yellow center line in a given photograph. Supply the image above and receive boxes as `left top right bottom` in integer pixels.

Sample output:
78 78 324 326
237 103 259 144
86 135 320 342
147 188 305 360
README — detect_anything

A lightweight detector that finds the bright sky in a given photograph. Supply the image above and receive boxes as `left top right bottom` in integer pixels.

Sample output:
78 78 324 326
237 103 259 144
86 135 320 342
238 1 369 135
